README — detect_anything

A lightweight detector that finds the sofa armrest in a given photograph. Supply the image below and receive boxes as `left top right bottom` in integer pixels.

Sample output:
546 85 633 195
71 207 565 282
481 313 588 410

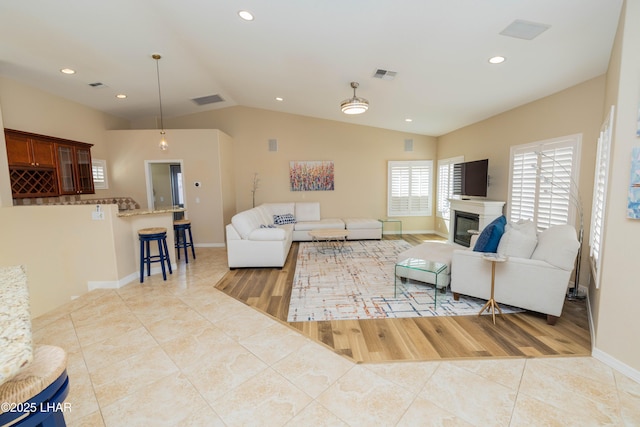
226 224 241 240
248 227 287 241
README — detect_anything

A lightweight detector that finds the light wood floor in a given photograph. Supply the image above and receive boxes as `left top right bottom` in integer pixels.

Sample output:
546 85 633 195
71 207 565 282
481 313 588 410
215 235 592 363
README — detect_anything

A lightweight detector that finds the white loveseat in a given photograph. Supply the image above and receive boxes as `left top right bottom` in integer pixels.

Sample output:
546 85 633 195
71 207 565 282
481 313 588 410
226 202 346 268
451 224 580 324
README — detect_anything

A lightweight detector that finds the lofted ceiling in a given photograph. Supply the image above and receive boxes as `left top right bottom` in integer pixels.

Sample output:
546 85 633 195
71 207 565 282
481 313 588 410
0 0 623 136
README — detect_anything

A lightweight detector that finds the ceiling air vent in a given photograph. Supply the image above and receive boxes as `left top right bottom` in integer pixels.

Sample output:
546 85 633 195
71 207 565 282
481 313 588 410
88 82 107 88
191 94 225 106
500 20 550 40
373 69 397 80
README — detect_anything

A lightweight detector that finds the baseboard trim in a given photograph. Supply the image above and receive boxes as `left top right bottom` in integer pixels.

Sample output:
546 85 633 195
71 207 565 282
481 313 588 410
592 347 640 384
386 229 437 235
87 264 178 291
586 292 640 383
586 292 596 354
195 243 225 248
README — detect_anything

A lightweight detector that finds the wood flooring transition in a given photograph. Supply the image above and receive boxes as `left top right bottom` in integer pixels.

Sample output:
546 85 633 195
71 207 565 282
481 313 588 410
215 234 592 363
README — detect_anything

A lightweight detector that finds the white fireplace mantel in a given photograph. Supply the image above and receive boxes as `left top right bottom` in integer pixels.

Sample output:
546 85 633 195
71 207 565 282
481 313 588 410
448 198 505 244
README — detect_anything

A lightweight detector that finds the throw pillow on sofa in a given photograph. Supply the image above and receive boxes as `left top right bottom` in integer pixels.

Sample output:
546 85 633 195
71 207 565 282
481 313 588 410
473 215 507 253
273 213 297 225
497 219 538 258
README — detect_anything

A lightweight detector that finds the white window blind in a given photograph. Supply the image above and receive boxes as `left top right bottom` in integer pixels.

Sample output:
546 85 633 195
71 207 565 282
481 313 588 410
92 159 108 190
589 106 614 289
508 135 581 233
388 160 433 217
437 156 464 219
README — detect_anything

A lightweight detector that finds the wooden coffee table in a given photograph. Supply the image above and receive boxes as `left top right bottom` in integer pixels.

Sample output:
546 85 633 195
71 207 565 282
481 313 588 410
308 229 350 253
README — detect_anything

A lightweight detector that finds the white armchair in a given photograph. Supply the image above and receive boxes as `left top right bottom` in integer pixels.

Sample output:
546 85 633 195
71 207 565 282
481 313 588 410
451 224 580 325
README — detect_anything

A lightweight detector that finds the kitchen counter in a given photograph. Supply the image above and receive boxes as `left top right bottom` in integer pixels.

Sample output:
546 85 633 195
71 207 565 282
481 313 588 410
0 265 33 386
117 207 186 217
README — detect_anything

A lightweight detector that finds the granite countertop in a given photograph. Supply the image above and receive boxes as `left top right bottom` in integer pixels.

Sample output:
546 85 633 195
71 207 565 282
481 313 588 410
0 265 33 386
117 207 186 217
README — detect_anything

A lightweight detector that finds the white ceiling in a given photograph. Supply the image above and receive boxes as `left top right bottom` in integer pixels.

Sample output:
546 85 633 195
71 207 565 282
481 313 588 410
0 0 623 136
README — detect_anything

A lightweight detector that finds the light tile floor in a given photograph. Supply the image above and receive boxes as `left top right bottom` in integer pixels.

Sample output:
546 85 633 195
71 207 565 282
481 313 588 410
31 248 640 426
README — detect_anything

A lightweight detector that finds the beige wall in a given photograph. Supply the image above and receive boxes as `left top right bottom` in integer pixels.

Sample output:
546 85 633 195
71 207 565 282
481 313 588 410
158 106 438 233
437 76 606 284
0 203 177 318
218 131 237 228
0 76 130 203
0 104 12 206
106 129 231 245
0 205 118 317
594 0 640 374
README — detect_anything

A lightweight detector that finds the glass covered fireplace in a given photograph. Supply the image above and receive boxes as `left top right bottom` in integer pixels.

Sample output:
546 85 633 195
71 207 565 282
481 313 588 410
454 211 480 247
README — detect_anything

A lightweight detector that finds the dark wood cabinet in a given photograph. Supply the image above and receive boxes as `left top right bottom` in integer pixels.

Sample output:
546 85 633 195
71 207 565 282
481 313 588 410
4 129 94 198
55 143 94 195
5 131 56 168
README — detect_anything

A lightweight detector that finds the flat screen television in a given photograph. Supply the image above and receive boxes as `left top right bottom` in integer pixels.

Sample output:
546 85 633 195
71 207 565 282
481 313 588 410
453 159 488 198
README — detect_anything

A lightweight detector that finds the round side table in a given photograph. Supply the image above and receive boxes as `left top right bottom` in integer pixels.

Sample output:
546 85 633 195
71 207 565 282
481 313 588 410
479 253 507 324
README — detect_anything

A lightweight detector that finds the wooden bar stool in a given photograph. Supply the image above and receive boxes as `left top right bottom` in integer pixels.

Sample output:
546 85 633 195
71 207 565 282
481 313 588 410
138 227 172 282
174 219 196 263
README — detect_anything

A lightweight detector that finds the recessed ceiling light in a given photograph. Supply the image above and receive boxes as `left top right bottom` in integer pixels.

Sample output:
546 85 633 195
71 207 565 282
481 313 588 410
238 10 254 21
405 118 413 122
488 56 506 64
60 68 76 75
275 97 283 101
116 94 127 99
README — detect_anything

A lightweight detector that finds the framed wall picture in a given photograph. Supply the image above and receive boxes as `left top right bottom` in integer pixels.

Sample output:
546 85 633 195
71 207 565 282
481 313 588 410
289 161 334 191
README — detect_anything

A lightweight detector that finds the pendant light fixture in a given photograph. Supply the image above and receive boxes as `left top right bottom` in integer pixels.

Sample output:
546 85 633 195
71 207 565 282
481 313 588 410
340 81 369 115
152 54 168 150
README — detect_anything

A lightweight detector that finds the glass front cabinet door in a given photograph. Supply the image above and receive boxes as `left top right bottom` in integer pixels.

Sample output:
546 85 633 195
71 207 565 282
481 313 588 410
56 143 95 195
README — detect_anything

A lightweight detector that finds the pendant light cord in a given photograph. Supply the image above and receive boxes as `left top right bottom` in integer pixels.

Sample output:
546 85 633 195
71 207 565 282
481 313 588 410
153 54 165 132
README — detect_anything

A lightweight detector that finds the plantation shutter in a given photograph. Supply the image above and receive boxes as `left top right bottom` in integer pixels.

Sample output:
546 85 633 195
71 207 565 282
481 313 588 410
537 145 575 230
589 106 614 289
509 150 538 223
437 156 463 219
388 160 432 216
508 136 580 232
92 159 108 190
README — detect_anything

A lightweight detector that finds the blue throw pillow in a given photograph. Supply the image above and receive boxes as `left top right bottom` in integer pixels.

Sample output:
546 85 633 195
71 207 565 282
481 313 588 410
273 213 297 225
473 215 507 253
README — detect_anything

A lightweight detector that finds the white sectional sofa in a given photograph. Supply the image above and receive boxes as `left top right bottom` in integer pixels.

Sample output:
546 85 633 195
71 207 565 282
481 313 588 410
226 202 381 268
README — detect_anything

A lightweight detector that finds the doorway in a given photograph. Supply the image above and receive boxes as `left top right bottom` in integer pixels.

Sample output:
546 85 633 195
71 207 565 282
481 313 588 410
145 160 186 220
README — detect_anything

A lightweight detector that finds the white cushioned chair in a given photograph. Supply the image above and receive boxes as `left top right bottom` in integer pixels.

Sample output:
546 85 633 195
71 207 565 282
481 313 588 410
451 224 580 324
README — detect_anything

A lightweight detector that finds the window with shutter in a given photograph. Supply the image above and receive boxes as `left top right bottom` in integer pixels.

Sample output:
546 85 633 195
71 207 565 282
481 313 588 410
388 160 433 217
437 156 464 219
92 159 108 190
589 106 614 289
508 135 581 233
